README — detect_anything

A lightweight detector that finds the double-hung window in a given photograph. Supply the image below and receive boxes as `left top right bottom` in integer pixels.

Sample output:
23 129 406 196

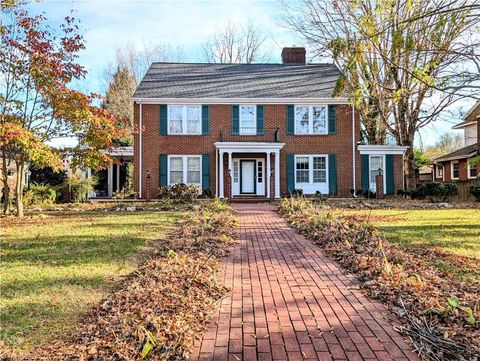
168 105 201 134
295 155 328 184
468 161 478 178
168 155 201 186
436 165 444 178
294 105 327 134
452 161 460 179
239 105 256 135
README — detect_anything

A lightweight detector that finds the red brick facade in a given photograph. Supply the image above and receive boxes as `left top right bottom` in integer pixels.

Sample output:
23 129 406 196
436 159 479 182
133 103 404 198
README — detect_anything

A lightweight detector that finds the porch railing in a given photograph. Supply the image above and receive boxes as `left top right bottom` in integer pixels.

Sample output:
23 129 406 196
219 127 281 142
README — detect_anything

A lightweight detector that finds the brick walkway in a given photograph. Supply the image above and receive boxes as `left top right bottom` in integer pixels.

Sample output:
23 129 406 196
191 204 419 361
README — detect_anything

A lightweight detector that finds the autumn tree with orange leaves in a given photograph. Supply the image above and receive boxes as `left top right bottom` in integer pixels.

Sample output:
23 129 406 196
0 5 129 216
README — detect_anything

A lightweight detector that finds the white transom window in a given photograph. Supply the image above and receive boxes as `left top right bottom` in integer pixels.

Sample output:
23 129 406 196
239 105 256 135
168 155 202 186
294 105 328 134
168 105 201 134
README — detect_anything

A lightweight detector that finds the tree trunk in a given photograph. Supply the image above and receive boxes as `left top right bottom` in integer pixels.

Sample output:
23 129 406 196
1 150 11 215
15 159 25 218
404 146 416 190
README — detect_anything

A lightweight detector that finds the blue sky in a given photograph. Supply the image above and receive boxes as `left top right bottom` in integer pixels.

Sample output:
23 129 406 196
27 0 471 148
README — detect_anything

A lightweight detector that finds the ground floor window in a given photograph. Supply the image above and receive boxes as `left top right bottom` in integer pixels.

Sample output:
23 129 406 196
168 155 201 186
468 161 478 178
436 164 444 178
451 161 460 179
295 155 328 194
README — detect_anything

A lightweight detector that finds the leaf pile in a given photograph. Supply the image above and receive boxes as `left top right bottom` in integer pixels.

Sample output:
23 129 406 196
17 199 237 361
278 197 480 360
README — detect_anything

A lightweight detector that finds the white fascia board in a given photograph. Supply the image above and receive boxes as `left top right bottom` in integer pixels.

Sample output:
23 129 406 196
214 142 285 152
462 101 480 120
358 144 408 155
132 97 350 105
451 121 475 129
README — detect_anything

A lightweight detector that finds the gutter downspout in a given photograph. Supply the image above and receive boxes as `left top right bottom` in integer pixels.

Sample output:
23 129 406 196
139 102 143 199
352 104 357 197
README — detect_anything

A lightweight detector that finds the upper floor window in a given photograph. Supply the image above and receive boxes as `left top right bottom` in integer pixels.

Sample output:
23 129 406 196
168 105 201 134
295 105 327 135
239 105 256 135
452 161 460 179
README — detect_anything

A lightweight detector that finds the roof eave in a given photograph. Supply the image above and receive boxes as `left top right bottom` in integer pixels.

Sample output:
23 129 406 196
132 97 351 105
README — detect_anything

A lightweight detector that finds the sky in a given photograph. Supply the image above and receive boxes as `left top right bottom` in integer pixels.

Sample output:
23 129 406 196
26 0 474 148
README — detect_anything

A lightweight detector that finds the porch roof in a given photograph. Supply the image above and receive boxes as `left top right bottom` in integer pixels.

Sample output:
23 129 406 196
214 142 285 153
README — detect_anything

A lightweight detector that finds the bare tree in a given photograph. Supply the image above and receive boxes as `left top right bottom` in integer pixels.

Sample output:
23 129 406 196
284 0 480 189
202 20 268 63
104 41 185 86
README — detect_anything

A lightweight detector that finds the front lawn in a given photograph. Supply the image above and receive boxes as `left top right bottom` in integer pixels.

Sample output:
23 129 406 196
0 209 179 351
337 208 480 283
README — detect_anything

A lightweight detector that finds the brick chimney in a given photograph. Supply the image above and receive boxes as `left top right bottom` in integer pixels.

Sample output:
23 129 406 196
281 47 306 64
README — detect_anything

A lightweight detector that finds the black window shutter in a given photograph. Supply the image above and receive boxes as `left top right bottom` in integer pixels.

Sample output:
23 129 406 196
286 105 294 135
232 105 239 135
202 105 210 135
256 105 264 135
328 105 336 135
159 105 168 135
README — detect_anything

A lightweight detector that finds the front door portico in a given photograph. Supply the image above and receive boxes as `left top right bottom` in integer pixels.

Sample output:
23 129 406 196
215 142 285 199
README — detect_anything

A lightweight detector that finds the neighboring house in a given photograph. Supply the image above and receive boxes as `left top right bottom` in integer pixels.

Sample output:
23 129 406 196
132 47 407 199
433 102 480 182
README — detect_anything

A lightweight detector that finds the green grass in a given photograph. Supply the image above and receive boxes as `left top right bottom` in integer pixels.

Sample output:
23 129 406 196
337 208 480 282
0 210 180 350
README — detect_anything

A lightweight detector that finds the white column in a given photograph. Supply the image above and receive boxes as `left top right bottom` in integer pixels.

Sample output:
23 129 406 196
274 151 280 199
116 163 120 192
107 164 113 197
219 151 225 198
228 151 233 197
266 152 271 199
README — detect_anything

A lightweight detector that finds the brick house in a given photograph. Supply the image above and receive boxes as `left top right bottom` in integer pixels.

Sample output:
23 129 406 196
433 101 479 182
132 47 407 199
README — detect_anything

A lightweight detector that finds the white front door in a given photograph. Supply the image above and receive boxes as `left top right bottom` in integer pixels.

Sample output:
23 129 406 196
241 160 255 194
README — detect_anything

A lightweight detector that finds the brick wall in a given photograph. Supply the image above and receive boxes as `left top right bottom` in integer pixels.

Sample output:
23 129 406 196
134 103 362 198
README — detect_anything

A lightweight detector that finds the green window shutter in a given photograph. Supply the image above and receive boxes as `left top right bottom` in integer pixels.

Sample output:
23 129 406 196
256 105 264 135
328 154 337 195
328 105 336 135
159 105 168 135
232 105 239 135
361 154 369 191
202 154 210 191
386 154 394 195
159 154 168 186
202 105 210 135
286 154 295 194
286 105 294 135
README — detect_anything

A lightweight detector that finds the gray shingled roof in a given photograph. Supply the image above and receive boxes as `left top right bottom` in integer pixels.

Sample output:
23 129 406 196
434 143 478 162
133 63 342 99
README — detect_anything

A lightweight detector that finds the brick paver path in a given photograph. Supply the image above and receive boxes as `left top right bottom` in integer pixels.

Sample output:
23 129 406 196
191 204 419 361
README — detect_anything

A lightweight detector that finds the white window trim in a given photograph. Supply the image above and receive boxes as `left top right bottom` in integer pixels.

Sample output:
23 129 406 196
294 155 329 186
239 105 256 135
369 154 386 194
294 105 329 135
451 160 459 180
468 159 478 179
167 155 202 186
167 105 202 135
